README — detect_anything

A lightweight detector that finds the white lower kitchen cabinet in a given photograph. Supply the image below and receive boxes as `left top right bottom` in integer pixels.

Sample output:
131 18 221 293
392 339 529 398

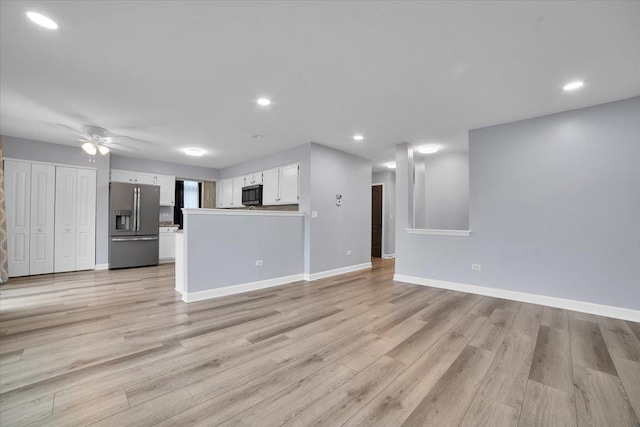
159 227 178 262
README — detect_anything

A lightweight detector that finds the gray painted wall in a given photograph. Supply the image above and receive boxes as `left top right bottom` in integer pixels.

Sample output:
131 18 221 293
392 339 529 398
310 143 371 273
219 142 370 274
185 214 304 292
111 154 219 181
218 143 312 271
422 152 469 230
395 96 640 311
2 136 111 265
372 170 396 255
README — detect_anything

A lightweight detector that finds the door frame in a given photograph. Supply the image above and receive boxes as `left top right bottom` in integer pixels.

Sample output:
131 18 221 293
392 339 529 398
372 182 385 258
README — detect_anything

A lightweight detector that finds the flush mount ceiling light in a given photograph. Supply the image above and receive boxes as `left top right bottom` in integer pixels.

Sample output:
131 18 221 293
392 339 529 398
252 134 264 139
418 145 439 154
563 81 584 91
256 98 271 106
184 148 204 157
353 134 365 142
26 11 59 30
386 162 396 169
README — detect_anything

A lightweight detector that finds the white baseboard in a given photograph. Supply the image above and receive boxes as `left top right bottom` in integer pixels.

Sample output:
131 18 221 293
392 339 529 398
394 274 640 323
180 273 305 303
303 262 372 281
94 264 109 271
159 259 175 264
382 254 396 259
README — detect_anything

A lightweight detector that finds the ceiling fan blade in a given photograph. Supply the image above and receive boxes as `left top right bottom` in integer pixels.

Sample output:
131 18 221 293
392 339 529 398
58 123 89 138
102 142 140 152
106 134 159 146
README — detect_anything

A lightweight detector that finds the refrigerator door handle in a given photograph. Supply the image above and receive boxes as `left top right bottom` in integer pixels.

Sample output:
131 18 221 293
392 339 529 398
136 187 141 231
132 188 138 232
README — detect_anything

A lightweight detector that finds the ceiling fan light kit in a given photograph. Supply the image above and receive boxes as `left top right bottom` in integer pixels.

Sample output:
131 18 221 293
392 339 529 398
58 123 152 155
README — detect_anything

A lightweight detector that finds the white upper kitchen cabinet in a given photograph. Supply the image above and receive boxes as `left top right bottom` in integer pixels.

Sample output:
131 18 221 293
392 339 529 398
110 169 155 185
133 172 155 185
244 172 263 186
232 177 244 207
156 174 176 206
75 168 97 271
262 164 299 205
29 163 56 275
110 169 135 183
262 168 279 205
5 160 32 277
55 167 78 273
278 164 299 204
221 178 234 208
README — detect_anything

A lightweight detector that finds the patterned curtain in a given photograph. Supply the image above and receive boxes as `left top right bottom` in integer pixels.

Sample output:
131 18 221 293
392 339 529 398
0 139 8 283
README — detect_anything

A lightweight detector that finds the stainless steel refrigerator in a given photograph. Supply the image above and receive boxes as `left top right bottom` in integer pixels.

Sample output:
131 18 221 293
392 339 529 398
109 182 160 269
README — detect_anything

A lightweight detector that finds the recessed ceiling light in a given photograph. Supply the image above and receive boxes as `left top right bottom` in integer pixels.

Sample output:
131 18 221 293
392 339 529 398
563 81 584 91
353 134 364 141
184 148 204 157
26 11 59 30
257 98 271 106
386 162 396 169
418 145 439 154
252 134 264 139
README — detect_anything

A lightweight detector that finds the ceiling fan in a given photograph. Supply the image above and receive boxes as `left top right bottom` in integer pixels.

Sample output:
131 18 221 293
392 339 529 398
58 124 154 155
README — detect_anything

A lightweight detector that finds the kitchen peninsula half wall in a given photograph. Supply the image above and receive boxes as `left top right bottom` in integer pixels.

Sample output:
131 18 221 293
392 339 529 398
176 208 305 302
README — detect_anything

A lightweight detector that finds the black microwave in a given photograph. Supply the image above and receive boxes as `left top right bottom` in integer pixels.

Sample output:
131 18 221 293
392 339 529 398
242 184 263 206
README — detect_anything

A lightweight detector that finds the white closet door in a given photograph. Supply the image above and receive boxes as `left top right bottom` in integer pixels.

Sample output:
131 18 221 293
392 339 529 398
55 167 77 273
5 160 31 277
29 164 56 275
75 168 96 271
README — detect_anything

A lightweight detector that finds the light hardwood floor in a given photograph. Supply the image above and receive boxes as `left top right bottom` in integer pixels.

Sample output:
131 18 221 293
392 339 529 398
0 259 638 426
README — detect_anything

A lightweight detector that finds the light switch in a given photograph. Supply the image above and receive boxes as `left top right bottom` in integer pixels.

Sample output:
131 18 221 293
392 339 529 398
311 211 318 218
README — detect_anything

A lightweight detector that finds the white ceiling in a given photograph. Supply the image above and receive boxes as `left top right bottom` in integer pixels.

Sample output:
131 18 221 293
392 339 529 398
1 1 639 171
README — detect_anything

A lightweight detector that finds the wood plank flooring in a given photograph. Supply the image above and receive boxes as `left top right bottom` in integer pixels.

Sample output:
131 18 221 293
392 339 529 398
0 259 638 426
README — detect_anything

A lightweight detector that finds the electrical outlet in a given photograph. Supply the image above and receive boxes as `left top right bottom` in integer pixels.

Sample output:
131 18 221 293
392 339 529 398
255 260 264 267
346 250 352 256
472 264 481 271
336 199 342 206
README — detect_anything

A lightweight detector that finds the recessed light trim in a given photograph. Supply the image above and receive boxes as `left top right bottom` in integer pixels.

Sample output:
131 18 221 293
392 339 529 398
26 11 59 30
418 145 439 154
353 134 364 141
563 81 584 91
184 148 204 157
257 98 271 106
386 162 396 169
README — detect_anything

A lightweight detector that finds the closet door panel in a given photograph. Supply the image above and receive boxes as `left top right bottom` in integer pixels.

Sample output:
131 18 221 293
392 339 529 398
29 164 56 275
5 161 31 277
76 169 96 270
55 167 77 273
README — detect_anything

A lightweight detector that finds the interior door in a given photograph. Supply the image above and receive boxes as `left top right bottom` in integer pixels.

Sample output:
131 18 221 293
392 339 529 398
136 184 160 236
29 163 56 275
55 167 77 273
371 185 383 258
76 168 96 271
5 160 31 277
